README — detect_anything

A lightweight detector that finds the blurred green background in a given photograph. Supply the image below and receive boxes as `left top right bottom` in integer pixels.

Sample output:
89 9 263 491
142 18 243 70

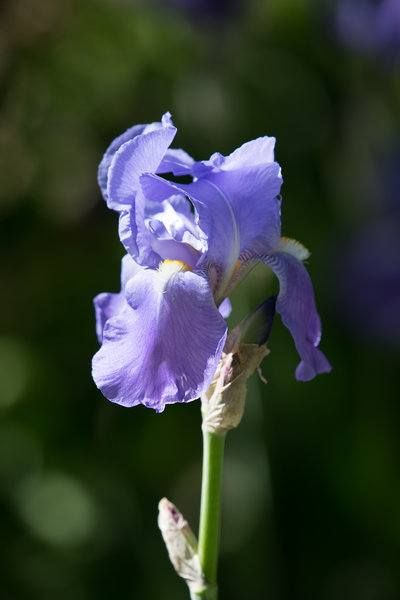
1 0 400 598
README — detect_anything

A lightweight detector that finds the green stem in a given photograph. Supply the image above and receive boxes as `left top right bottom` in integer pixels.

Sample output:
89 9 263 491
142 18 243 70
197 428 226 595
190 588 218 600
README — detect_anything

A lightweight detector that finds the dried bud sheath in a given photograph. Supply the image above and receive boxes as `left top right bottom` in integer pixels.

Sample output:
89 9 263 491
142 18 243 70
158 498 209 596
201 344 269 435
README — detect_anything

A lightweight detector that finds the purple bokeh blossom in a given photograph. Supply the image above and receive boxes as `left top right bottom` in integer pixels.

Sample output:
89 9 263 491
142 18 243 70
92 113 331 412
160 0 240 21
336 0 400 60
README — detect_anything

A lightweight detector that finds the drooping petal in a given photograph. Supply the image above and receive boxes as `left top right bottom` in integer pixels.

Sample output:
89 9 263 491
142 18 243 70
92 267 227 411
106 113 176 211
262 248 332 381
93 255 142 343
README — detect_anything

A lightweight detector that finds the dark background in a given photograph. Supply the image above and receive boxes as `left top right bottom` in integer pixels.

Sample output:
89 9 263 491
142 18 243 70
1 1 399 599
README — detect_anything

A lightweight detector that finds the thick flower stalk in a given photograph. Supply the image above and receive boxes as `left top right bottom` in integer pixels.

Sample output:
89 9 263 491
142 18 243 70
92 112 331 412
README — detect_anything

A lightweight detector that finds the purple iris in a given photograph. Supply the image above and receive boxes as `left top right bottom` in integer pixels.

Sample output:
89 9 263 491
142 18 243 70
335 0 400 59
92 113 331 412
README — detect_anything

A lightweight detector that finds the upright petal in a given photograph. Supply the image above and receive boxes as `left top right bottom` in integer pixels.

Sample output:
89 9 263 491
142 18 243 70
193 136 277 174
93 254 142 343
139 174 241 278
223 136 277 169
262 246 331 381
92 267 227 411
139 143 282 295
200 164 283 261
98 124 146 203
188 136 282 267
106 113 176 211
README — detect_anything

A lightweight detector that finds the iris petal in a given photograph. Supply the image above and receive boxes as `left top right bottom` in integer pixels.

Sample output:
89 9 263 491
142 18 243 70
194 136 277 174
262 250 332 381
119 190 205 269
106 113 176 211
93 255 142 343
157 148 195 176
223 136 277 169
119 192 160 268
92 268 227 411
98 124 146 203
140 155 282 294
201 163 282 262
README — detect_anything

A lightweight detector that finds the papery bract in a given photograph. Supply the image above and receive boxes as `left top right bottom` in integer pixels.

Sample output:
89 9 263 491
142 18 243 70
92 113 331 411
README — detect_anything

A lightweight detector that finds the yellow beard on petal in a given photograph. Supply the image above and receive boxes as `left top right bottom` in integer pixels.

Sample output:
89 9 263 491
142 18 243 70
158 259 192 275
155 260 193 310
277 237 310 261
232 261 242 277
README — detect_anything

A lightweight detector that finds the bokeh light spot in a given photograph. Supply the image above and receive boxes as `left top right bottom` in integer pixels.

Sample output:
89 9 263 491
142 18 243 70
16 472 97 547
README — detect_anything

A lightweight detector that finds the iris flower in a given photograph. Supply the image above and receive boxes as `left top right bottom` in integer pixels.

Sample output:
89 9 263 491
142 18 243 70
92 113 331 412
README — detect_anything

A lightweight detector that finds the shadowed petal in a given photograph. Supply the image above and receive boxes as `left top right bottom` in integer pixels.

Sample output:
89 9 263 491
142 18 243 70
92 268 227 411
119 191 162 268
262 250 332 381
119 190 206 269
94 255 142 343
157 148 195 176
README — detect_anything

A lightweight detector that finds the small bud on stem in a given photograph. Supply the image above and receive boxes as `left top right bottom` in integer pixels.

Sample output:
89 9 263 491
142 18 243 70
158 498 212 597
201 344 269 435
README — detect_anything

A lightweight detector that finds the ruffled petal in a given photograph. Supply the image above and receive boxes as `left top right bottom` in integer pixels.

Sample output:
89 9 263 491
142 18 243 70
106 113 176 211
98 124 146 203
118 191 163 269
146 197 206 254
93 255 141 343
262 250 332 381
119 190 206 269
92 268 227 411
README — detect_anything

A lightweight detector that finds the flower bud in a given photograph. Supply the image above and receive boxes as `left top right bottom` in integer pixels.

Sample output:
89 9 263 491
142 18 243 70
201 297 275 435
227 295 276 348
201 344 269 435
158 498 207 594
